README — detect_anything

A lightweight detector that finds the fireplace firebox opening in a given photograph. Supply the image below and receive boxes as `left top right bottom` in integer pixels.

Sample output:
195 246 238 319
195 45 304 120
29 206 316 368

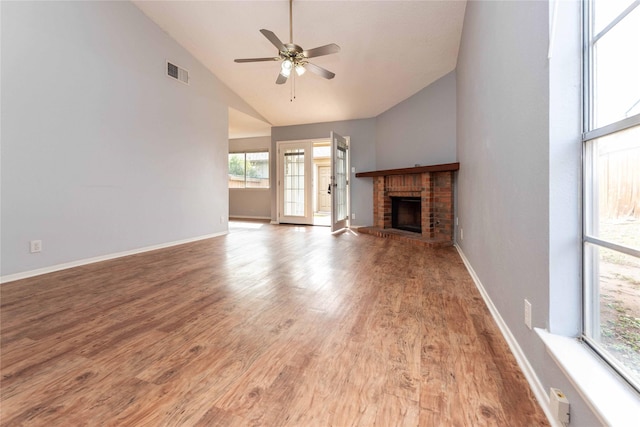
391 197 422 233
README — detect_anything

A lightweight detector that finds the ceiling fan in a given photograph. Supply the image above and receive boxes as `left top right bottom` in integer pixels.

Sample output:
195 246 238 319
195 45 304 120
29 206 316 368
234 0 340 85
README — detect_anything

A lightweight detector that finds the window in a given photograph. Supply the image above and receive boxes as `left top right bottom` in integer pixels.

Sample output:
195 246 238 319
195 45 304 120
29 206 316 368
583 0 640 390
228 151 269 188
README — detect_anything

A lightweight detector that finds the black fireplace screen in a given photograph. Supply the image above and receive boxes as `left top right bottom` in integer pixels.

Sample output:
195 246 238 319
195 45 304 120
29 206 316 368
391 197 421 233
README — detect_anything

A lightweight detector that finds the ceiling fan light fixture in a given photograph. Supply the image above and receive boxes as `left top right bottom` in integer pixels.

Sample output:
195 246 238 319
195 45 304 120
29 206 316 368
280 59 293 77
295 64 306 76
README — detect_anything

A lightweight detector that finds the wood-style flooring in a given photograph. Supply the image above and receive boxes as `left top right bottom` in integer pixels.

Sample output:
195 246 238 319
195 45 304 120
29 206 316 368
1 221 549 426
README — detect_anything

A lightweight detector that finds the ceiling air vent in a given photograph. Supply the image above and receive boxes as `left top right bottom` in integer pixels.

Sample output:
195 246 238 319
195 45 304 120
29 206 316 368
167 61 189 85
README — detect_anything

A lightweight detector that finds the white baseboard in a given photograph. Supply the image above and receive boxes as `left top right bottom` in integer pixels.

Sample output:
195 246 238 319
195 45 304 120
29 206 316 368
1 231 228 284
454 244 558 427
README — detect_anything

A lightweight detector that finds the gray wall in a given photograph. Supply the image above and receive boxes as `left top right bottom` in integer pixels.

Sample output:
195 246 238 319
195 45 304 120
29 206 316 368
456 1 597 425
376 71 457 169
271 119 376 227
1 1 260 277
457 0 550 337
229 137 271 219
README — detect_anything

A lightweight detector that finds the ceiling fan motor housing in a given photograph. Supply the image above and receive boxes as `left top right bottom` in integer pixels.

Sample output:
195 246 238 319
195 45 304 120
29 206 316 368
282 44 305 64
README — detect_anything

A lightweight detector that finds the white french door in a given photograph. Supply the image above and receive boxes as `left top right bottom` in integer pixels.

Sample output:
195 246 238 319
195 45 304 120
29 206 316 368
331 132 349 232
277 140 314 225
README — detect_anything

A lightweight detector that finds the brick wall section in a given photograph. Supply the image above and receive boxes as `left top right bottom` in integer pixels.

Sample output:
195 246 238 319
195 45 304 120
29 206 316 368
372 170 454 243
373 177 384 229
433 172 454 241
421 172 433 239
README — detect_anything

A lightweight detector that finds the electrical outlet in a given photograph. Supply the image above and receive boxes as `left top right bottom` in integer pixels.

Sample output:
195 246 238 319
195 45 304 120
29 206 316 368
460 228 463 240
30 240 42 253
456 217 459 226
351 213 356 220
524 299 532 330
550 388 570 424
220 216 224 224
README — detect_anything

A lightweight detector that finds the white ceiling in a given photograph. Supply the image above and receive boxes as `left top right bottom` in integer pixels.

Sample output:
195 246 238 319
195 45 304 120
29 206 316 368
134 0 467 136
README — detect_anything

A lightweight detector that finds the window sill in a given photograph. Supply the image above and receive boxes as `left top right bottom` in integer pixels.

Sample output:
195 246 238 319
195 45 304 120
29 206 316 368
536 328 640 425
229 188 270 191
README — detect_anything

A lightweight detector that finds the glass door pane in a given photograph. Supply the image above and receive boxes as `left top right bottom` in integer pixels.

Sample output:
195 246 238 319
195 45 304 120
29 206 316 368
284 148 305 216
331 132 349 232
335 146 347 219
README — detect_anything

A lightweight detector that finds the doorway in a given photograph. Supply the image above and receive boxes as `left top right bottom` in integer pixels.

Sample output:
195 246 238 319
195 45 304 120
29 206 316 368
276 134 349 230
313 142 331 227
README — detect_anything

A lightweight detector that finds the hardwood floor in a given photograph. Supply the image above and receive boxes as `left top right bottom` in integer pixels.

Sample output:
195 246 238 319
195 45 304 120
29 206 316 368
1 221 549 426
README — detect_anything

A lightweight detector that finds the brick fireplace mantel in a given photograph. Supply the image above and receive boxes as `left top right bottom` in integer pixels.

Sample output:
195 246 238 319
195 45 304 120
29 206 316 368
355 162 459 247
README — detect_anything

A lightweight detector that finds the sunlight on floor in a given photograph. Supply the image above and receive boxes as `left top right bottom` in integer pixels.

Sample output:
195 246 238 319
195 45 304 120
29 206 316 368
229 214 336 230
314 211 331 227
229 220 265 230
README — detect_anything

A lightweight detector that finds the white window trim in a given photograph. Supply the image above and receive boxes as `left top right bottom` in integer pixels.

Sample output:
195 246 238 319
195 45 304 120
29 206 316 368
581 0 640 394
542 1 640 423
228 150 270 189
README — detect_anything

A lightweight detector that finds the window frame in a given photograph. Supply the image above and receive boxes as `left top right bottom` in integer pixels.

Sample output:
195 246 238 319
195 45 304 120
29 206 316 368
582 0 640 392
228 150 270 189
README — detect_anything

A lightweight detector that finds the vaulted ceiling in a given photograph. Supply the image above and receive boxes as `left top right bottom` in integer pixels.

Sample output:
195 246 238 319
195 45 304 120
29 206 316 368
134 0 467 136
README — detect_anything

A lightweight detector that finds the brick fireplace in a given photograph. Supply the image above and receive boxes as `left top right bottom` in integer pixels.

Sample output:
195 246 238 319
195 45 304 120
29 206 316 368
355 163 459 247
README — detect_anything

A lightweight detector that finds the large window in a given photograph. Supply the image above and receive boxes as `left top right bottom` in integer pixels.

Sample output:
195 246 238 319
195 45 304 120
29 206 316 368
228 151 269 188
583 0 640 390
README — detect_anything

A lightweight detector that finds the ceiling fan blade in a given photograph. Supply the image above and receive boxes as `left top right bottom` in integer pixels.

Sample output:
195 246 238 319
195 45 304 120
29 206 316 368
260 29 286 52
234 57 281 63
276 73 288 85
305 62 335 80
303 43 341 59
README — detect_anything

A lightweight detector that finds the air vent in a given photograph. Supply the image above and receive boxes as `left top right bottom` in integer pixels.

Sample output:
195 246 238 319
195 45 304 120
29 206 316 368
167 61 189 85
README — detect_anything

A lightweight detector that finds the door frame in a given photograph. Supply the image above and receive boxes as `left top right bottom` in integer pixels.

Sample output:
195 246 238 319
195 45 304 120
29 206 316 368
330 132 350 232
276 139 314 225
275 136 350 227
